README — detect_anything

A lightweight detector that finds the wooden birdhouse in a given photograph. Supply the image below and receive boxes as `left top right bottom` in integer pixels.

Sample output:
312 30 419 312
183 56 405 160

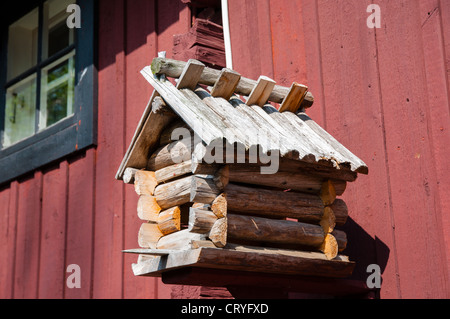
116 57 368 281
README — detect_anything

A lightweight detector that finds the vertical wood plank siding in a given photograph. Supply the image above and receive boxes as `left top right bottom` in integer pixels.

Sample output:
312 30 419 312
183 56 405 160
228 0 450 298
0 0 448 299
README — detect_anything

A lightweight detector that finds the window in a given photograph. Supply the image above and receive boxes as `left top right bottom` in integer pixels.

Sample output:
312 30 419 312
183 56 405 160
0 0 97 185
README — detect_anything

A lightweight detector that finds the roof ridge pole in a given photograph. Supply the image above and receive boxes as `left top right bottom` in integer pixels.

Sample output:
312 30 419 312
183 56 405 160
221 0 233 69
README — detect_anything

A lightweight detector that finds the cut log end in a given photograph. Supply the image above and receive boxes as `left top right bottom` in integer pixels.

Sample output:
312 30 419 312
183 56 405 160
138 223 164 249
157 206 181 235
137 195 162 222
123 167 139 184
211 193 227 219
208 217 227 248
134 170 158 196
188 207 218 234
319 233 338 260
320 206 336 234
320 180 336 205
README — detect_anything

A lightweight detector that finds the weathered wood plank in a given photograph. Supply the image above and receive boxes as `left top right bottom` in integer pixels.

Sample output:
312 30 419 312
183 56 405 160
296 112 368 174
132 247 354 278
278 82 308 113
141 67 224 145
210 68 241 100
176 59 205 90
246 75 276 106
122 249 173 256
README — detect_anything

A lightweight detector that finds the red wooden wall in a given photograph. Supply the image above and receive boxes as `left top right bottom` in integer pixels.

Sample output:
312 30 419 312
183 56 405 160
228 0 450 298
0 0 191 299
0 0 449 299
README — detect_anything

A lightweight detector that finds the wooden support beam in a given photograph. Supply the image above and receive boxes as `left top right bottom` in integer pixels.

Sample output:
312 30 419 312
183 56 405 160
134 170 158 196
210 68 241 100
227 214 325 248
225 183 325 224
188 207 218 234
157 206 181 235
150 57 314 108
246 75 276 107
228 166 347 195
137 194 161 221
155 160 192 184
278 82 308 113
176 59 205 90
154 175 192 209
138 223 164 249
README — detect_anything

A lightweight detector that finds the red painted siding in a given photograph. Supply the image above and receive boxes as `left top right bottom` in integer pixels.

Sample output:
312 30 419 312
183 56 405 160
0 0 448 299
228 0 450 298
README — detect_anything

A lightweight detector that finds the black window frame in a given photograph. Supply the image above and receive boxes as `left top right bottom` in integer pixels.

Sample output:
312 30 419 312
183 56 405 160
0 0 97 185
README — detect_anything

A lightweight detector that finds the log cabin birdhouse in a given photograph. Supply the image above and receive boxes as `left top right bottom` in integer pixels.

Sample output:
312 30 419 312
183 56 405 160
116 57 368 281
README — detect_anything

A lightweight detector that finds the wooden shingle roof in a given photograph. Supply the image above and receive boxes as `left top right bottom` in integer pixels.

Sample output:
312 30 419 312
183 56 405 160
116 58 368 181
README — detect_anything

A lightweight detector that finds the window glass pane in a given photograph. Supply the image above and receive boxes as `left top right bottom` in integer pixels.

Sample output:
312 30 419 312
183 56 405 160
42 0 75 59
7 8 38 81
3 76 37 147
39 52 75 130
